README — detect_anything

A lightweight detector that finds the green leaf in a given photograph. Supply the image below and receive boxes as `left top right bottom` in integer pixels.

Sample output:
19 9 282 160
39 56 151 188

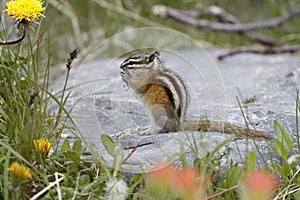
281 163 293 179
227 164 241 187
271 163 283 177
128 174 144 194
274 139 288 160
247 151 256 173
101 134 116 157
79 174 90 186
112 145 124 174
294 190 300 200
72 140 83 156
274 120 294 152
61 139 70 154
180 144 188 167
194 157 202 169
63 151 86 168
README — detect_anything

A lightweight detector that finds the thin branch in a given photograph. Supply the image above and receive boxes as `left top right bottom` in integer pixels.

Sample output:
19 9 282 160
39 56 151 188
153 5 300 59
245 33 280 47
123 142 154 150
217 44 300 60
202 5 280 47
122 143 140 165
153 5 280 46
203 5 240 24
204 185 239 200
152 5 300 32
0 29 26 45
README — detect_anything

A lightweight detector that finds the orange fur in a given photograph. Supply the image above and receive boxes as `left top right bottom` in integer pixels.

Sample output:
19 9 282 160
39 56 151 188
143 84 170 108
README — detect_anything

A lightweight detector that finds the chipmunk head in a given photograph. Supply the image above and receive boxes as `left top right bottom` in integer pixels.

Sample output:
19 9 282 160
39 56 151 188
120 50 164 88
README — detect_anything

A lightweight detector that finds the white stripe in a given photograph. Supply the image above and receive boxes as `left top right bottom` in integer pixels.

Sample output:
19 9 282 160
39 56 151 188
164 70 189 119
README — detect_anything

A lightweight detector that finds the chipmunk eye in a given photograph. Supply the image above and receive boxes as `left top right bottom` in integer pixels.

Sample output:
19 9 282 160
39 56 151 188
128 61 135 65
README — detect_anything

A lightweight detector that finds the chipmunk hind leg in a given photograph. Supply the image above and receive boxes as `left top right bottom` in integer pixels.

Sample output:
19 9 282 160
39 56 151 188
148 104 180 133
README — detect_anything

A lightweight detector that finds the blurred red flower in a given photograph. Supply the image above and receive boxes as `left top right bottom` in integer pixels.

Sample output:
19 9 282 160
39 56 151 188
243 169 280 200
149 163 209 200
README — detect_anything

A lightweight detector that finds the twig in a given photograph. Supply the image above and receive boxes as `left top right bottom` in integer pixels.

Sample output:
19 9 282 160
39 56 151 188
153 5 300 59
218 44 300 60
0 29 26 45
152 5 300 32
244 33 280 47
153 5 280 47
110 143 142 175
122 143 141 165
204 185 239 200
202 5 280 47
205 5 239 24
123 142 154 150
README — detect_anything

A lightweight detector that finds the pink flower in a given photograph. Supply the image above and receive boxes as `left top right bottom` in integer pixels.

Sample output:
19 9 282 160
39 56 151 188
243 169 280 200
149 163 177 188
149 163 209 200
174 167 207 200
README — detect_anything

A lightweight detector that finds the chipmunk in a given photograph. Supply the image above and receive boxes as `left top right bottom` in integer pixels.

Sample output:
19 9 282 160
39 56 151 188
120 50 271 139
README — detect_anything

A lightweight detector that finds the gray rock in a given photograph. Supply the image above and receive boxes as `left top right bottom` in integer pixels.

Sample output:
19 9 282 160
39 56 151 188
51 49 300 173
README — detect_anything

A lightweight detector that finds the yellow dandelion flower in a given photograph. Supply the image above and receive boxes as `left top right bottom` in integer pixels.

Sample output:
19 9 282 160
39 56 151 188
8 162 33 179
4 0 45 22
33 138 53 154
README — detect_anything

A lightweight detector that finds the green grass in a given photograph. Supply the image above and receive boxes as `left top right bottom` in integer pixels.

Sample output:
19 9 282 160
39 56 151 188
0 9 111 199
1 0 300 199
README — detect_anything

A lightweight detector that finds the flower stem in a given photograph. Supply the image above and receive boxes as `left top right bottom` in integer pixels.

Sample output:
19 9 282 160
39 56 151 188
0 28 26 45
204 185 239 200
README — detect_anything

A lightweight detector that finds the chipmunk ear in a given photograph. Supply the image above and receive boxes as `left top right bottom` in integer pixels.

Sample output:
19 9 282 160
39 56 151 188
148 50 160 62
154 50 160 56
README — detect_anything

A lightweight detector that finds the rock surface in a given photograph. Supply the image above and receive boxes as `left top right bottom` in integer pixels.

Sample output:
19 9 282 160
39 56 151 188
51 49 300 173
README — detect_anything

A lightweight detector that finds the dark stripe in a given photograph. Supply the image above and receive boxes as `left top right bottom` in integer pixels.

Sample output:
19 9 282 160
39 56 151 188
123 53 145 64
154 79 176 115
124 60 144 66
161 70 187 118
164 86 176 114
